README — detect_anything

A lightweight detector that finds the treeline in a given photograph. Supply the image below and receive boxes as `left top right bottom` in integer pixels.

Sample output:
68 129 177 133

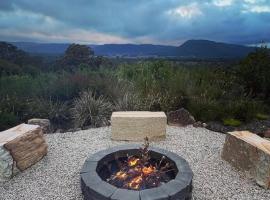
0 42 269 131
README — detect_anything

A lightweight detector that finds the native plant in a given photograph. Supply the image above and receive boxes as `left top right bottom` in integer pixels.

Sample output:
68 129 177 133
71 90 113 128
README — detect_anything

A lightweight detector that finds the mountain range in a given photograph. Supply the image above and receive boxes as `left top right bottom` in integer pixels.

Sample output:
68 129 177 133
11 40 256 59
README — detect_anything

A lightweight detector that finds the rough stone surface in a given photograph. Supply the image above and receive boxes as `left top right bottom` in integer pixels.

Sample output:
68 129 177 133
0 126 270 200
0 145 13 181
167 108 195 126
111 111 167 141
222 131 270 189
82 145 193 200
28 118 51 133
0 123 48 177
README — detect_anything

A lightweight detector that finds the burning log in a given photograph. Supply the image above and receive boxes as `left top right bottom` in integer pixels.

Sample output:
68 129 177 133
107 137 175 190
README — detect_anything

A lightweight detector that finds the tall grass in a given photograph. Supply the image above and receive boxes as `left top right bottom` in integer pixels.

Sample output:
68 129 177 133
0 59 269 131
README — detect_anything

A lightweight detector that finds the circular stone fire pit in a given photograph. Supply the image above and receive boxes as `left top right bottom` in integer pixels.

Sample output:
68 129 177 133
80 144 193 200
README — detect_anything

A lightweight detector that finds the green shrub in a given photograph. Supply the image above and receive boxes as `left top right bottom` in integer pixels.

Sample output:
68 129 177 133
0 112 19 131
226 99 264 122
71 91 113 128
255 113 269 120
114 92 142 111
28 98 70 125
223 118 242 127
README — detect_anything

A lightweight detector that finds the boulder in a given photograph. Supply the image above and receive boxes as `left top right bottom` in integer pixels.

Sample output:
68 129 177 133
222 131 270 189
0 124 48 180
167 108 195 126
111 111 167 141
28 118 51 133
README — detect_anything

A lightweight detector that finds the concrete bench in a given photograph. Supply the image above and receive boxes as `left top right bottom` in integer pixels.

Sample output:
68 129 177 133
111 111 167 141
222 131 270 189
0 124 48 181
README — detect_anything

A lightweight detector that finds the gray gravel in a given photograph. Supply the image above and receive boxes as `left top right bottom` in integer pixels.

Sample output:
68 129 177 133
0 126 269 200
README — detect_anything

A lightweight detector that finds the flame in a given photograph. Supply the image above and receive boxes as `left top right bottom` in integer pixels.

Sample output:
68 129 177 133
115 171 128 180
127 175 143 190
128 158 139 167
107 138 173 191
142 166 156 175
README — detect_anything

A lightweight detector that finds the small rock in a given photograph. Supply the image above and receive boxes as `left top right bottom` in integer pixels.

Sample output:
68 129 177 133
261 129 270 138
167 108 195 126
55 129 64 133
67 128 82 132
28 118 51 133
193 121 205 128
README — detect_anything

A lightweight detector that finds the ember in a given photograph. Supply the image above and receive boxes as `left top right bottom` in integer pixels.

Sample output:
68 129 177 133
107 137 174 190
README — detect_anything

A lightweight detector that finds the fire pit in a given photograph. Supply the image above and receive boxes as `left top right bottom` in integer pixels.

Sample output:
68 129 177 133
80 139 193 200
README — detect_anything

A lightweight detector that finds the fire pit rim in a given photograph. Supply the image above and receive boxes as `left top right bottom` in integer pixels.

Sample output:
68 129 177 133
80 144 193 200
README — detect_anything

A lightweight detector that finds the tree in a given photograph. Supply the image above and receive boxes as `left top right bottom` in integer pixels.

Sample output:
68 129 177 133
60 44 94 68
237 46 270 99
0 42 28 66
0 42 43 75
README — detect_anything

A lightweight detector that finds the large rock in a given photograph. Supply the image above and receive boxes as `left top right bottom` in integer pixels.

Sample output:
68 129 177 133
0 124 48 180
167 108 195 126
111 111 167 141
28 118 51 133
222 131 270 189
0 145 14 180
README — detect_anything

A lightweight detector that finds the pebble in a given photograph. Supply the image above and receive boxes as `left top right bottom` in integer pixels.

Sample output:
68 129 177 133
0 126 269 199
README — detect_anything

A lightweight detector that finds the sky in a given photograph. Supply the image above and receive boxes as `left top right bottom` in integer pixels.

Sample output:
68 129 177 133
0 0 270 46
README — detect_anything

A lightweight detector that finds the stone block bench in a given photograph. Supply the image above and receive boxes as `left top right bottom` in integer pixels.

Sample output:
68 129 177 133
111 111 167 141
222 131 270 189
0 123 48 181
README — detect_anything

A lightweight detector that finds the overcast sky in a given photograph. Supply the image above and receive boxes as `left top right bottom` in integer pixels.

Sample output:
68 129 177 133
0 0 270 46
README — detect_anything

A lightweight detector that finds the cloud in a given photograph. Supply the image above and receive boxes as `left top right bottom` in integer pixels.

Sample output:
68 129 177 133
213 0 234 7
247 5 270 13
0 0 269 45
167 3 203 19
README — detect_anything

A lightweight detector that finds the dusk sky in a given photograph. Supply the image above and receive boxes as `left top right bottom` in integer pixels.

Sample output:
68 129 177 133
0 0 270 46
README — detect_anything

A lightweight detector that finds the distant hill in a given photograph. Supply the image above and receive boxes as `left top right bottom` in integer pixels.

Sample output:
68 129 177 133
176 40 255 58
91 44 176 57
12 42 69 55
11 40 256 59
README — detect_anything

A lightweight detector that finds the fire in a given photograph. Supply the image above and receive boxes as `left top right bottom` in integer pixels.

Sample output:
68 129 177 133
142 166 156 175
107 137 173 190
126 175 143 190
128 158 139 167
115 171 128 180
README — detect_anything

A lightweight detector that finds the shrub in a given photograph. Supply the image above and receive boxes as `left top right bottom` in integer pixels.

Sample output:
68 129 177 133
114 92 142 111
0 112 19 131
237 46 270 98
71 91 113 128
223 118 242 127
28 98 70 125
255 113 269 120
226 99 264 122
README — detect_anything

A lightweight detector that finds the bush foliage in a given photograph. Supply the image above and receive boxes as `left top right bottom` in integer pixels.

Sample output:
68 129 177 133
0 43 269 130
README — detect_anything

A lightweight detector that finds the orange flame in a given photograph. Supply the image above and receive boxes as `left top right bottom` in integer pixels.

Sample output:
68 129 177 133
128 158 139 167
115 171 128 180
127 175 143 190
142 166 156 175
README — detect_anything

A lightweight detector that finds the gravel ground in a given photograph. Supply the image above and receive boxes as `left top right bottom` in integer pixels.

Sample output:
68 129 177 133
0 126 269 200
